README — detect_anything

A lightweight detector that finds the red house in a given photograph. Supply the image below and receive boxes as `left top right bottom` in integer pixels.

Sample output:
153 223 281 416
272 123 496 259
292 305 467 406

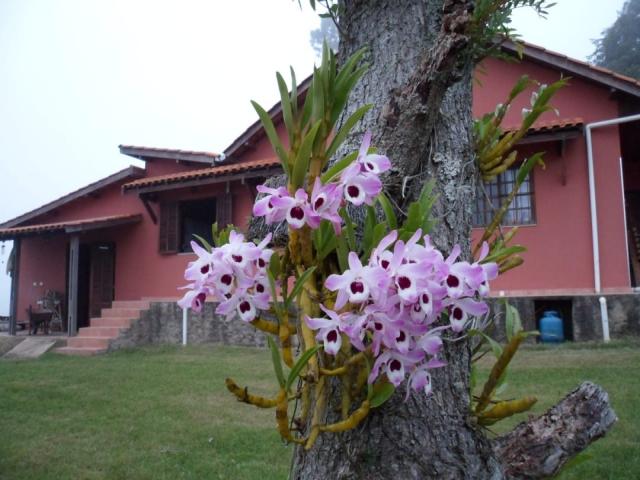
2 41 640 353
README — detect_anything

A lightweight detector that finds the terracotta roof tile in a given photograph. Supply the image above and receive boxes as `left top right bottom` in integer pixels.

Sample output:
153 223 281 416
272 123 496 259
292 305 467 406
0 214 143 240
122 157 281 191
505 117 584 134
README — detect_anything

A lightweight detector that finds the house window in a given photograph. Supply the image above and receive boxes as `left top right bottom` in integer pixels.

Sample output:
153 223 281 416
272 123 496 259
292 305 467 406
159 195 233 255
473 168 535 227
179 198 217 253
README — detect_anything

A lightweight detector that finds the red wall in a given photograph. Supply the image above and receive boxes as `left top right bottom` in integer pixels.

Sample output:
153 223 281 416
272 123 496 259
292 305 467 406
15 55 633 319
15 174 257 321
472 57 629 295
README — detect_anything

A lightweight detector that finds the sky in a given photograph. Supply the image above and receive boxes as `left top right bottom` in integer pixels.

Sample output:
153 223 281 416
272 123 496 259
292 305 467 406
0 0 628 315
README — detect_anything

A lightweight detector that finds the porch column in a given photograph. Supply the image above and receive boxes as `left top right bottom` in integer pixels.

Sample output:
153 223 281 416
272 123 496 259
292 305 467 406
8 238 21 336
67 235 79 336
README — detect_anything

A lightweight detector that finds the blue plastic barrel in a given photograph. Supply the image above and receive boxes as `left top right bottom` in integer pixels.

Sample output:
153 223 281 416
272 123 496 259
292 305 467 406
539 311 565 343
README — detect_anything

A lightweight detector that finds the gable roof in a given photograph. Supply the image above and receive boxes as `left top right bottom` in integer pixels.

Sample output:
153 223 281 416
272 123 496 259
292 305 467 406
122 157 281 194
501 40 640 99
0 166 145 229
220 42 640 165
119 145 222 165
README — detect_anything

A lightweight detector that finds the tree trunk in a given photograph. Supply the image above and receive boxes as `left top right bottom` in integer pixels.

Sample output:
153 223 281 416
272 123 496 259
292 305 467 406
291 1 503 478
286 1 616 478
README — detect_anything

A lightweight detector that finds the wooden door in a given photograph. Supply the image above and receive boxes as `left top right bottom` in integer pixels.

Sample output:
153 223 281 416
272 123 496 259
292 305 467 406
89 243 115 318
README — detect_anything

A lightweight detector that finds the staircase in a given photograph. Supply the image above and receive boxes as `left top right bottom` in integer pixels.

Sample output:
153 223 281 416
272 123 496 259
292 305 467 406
56 300 149 356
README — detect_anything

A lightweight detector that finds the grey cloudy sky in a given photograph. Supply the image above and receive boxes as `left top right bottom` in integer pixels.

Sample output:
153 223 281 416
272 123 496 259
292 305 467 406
0 0 627 315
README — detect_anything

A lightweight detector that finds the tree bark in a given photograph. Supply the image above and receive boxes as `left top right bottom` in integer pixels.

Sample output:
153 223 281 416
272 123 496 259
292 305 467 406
286 1 616 478
494 382 617 479
290 1 503 478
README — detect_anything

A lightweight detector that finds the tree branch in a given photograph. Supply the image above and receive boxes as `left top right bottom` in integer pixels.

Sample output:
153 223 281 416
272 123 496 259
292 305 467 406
493 381 617 479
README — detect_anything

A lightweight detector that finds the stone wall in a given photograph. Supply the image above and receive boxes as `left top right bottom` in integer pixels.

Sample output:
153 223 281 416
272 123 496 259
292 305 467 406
108 301 271 352
488 293 640 342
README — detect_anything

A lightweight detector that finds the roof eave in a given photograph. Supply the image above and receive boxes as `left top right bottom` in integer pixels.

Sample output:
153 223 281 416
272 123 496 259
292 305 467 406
0 166 145 229
501 40 640 99
118 146 222 165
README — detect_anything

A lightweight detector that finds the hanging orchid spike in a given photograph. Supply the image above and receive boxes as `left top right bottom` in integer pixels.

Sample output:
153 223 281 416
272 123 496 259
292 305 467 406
177 43 499 449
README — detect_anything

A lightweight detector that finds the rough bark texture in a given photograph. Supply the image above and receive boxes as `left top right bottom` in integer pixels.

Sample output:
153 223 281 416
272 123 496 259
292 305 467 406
290 1 503 479
281 1 616 478
494 382 618 479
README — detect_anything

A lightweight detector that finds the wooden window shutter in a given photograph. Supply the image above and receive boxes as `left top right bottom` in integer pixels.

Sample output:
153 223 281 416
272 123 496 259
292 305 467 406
216 194 233 228
159 202 179 254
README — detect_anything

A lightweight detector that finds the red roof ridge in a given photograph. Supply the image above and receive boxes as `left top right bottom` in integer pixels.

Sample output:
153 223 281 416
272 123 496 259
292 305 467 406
0 214 143 240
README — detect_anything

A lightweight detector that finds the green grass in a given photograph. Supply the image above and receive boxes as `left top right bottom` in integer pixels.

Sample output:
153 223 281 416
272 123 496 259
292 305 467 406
0 343 638 479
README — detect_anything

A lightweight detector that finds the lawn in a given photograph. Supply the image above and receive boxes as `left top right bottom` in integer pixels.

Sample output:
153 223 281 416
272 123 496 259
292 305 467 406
0 341 638 479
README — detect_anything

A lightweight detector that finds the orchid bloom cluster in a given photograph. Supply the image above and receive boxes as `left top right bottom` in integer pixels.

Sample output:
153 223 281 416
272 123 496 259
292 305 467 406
252 132 391 233
177 231 273 323
305 231 498 396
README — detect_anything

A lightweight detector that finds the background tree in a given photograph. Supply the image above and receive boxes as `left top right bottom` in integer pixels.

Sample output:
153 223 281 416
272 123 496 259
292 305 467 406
310 17 340 57
590 0 640 79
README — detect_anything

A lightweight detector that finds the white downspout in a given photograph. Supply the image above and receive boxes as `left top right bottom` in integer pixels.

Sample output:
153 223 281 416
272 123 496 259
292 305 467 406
585 113 640 342
182 308 188 345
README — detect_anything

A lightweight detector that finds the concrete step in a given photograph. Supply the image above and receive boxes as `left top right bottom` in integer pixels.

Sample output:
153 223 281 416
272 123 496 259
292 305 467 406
78 326 122 338
67 337 110 349
91 317 134 328
111 300 150 309
55 346 106 356
101 307 145 318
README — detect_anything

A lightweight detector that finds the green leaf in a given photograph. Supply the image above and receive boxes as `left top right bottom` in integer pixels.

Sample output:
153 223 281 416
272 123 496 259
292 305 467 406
285 345 321 390
267 336 286 388
314 220 338 261
325 104 372 161
504 302 523 341
291 121 321 189
370 381 395 408
269 250 281 278
377 192 397 230
482 245 526 264
362 206 376 257
468 329 503 359
192 234 212 253
267 270 284 319
285 266 317 308
289 67 298 117
320 151 357 183
276 72 295 145
517 152 545 185
336 234 349 272
251 101 290 176
339 208 356 251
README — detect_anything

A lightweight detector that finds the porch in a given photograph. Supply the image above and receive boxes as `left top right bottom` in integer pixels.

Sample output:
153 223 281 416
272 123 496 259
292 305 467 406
0 214 142 337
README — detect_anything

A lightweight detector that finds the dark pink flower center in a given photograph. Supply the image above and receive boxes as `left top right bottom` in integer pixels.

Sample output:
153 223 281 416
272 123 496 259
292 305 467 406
381 260 389 269
350 281 365 294
314 197 325 210
221 274 233 285
200 264 210 274
396 331 406 343
374 322 383 331
327 330 338 343
446 275 460 288
347 185 360 198
268 200 273 209
195 292 206 306
258 258 266 268
422 293 430 304
239 301 251 314
290 206 305 220
397 276 411 289
256 284 265 293
232 254 243 263
389 359 402 372
366 162 375 171
452 307 463 320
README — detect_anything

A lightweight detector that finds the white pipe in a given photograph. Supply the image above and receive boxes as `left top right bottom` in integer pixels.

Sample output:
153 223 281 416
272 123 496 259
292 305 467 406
620 156 632 288
585 113 640 293
182 308 188 345
599 296 610 342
